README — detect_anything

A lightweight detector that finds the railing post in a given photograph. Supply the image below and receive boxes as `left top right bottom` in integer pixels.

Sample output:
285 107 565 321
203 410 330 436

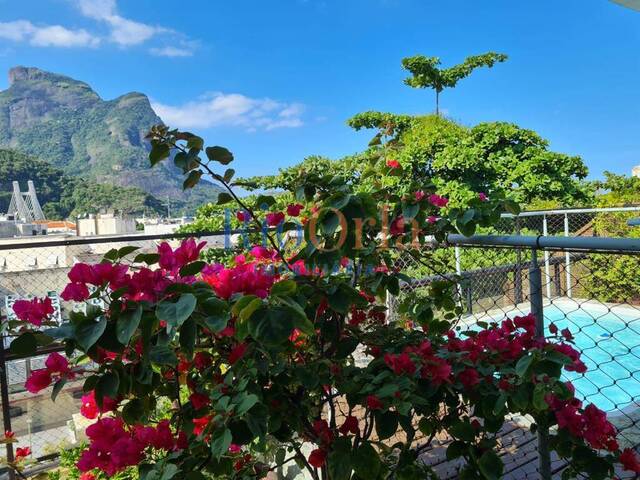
542 215 552 299
514 217 523 304
564 213 572 297
0 342 16 480
529 249 551 480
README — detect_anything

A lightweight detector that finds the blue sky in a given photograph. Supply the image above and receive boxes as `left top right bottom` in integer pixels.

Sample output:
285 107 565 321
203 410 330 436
1 0 639 180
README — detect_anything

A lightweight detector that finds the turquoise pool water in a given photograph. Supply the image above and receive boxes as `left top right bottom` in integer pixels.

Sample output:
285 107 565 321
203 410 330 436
540 304 640 413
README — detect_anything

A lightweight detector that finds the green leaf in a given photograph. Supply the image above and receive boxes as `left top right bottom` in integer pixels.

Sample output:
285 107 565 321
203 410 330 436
183 170 202 189
117 246 139 258
116 305 143 345
235 393 258 416
504 199 521 216
352 442 381 479
123 398 146 425
271 279 297 296
217 192 233 205
150 143 170 166
249 307 294 346
134 253 160 265
515 354 534 378
375 411 398 440
238 297 263 322
9 332 38 357
446 440 467 460
75 316 107 351
223 168 235 182
156 294 197 328
95 371 120 408
533 384 548 411
179 261 206 277
206 146 234 164
210 428 232 458
186 135 204 150
478 450 503 480
255 194 276 208
418 418 433 436
149 344 178 366
204 314 230 333
450 421 475 442
402 203 420 220
51 378 67 402
179 318 197 357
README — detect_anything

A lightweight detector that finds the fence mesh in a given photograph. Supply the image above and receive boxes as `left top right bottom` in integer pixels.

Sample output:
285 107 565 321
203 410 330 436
2 207 640 478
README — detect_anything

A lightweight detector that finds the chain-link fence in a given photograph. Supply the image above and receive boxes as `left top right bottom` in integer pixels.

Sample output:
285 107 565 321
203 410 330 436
396 233 640 479
2 207 640 478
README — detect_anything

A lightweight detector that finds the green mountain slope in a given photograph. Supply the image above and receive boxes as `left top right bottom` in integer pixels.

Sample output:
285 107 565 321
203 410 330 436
0 66 220 213
0 148 165 219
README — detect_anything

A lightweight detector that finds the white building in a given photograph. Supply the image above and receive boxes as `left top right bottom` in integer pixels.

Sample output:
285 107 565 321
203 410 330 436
77 214 137 236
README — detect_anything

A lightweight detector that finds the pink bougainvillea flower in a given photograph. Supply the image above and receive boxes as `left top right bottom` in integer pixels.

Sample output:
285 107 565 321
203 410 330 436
228 343 248 365
621 448 640 473
549 323 558 334
458 368 480 388
80 473 97 480
203 262 275 299
308 448 327 468
339 415 359 435
12 296 54 326
390 216 404 236
15 447 31 460
426 215 438 224
236 210 248 222
189 392 210 410
265 211 285 226
80 390 119 419
386 159 400 169
561 328 574 341
414 190 426 201
158 238 206 273
478 192 488 201
61 282 90 302
25 369 52 393
366 395 383 410
286 204 304 217
45 352 70 374
428 194 449 208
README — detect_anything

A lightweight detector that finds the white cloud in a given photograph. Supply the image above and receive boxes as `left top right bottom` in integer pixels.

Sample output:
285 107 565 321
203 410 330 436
75 0 164 46
151 92 305 131
0 20 99 47
150 46 193 58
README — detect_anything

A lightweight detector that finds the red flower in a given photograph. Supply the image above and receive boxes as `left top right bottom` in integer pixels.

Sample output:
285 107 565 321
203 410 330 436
366 395 383 410
229 343 248 365
15 447 31 460
428 194 448 208
561 328 574 341
390 216 404 236
478 192 488 201
414 190 425 201
549 323 558 334
384 353 416 376
621 448 640 473
192 416 212 436
265 212 285 226
236 210 248 222
61 282 90 302
45 352 69 374
386 159 400 169
308 448 327 468
339 415 359 435
458 368 480 389
189 392 210 410
25 369 52 393
80 473 96 480
4 430 14 440
426 215 438 224
12 296 54 326
80 391 119 419
193 352 213 370
286 204 304 217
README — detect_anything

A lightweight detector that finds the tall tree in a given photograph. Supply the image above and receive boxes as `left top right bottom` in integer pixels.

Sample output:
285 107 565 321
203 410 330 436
402 52 508 115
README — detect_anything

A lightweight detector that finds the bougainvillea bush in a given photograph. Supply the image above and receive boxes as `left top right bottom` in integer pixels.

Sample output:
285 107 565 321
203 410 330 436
4 125 640 480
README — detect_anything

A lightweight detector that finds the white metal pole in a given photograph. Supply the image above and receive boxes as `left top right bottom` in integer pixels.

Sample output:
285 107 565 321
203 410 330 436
543 215 552 299
564 213 572 298
455 246 463 307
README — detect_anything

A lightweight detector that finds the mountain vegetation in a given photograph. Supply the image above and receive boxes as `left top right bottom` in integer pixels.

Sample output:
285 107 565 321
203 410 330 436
0 66 221 215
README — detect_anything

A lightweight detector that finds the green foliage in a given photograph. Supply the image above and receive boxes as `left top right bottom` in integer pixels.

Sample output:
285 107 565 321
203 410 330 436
0 67 221 215
401 52 508 113
0 148 165 219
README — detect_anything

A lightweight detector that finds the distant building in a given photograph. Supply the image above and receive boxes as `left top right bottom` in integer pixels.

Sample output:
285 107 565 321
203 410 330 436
77 214 137 236
141 217 193 235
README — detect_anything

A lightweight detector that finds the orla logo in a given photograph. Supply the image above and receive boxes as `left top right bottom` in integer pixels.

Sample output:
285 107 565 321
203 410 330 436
610 0 640 11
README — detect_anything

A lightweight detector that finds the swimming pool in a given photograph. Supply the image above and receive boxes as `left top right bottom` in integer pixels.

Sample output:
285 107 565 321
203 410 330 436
475 301 640 413
543 303 640 413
